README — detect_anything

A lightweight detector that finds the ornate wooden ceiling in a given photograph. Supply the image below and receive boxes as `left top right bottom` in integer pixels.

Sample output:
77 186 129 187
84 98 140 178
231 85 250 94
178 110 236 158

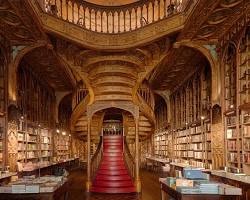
178 0 249 41
149 46 209 91
149 0 250 92
1 0 249 95
0 0 43 45
0 0 77 91
22 47 74 91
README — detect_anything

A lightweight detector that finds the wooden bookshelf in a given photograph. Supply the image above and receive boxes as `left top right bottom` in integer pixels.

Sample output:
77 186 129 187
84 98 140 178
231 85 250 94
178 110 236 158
154 131 169 158
223 28 250 173
55 133 70 161
169 65 212 169
17 119 53 164
0 53 6 170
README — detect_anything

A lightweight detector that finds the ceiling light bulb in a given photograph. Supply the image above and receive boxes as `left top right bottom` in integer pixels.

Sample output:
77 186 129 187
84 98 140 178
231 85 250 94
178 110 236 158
56 129 60 133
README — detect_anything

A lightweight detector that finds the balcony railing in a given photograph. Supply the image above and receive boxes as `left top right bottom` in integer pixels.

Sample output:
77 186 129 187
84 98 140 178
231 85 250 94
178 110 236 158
38 0 192 34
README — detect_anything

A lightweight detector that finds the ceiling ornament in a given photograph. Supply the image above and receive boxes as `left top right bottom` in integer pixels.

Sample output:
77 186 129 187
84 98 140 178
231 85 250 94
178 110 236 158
207 8 232 25
197 25 217 38
220 0 243 8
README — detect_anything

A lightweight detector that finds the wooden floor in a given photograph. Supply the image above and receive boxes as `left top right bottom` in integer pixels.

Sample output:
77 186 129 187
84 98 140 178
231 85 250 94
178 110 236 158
67 169 162 200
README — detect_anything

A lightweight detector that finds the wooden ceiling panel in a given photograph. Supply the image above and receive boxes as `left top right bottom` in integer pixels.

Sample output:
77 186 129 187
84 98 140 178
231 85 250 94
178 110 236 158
23 47 73 91
149 46 208 91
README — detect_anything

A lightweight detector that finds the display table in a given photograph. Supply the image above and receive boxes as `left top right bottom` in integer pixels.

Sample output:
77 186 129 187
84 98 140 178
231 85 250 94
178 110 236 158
210 171 250 200
159 178 241 200
21 158 79 176
169 162 208 177
0 181 69 200
0 172 17 185
146 157 170 171
146 157 170 164
0 175 69 200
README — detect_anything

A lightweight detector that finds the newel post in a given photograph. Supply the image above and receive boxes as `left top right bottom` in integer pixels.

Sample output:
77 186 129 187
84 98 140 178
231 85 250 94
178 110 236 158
134 108 141 193
86 109 92 192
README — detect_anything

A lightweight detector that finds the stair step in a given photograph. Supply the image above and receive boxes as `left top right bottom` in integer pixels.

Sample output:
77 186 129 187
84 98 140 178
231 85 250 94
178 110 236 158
97 169 128 175
102 158 124 162
103 138 122 141
90 186 136 193
100 162 125 166
104 136 123 139
104 149 122 153
95 174 132 181
103 142 123 145
103 154 123 158
99 165 126 170
93 180 134 188
103 152 123 154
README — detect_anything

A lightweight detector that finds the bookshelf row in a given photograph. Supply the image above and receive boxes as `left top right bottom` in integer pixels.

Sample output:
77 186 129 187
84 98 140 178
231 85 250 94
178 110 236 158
224 28 250 174
16 119 71 166
173 121 212 169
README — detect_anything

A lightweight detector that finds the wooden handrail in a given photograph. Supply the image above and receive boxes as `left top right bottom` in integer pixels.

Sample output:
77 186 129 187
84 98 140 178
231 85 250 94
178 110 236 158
123 137 135 180
90 136 103 180
72 88 88 109
39 0 193 34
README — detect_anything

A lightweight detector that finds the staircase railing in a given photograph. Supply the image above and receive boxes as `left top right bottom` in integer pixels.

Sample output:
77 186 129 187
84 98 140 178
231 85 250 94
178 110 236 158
72 88 89 110
124 137 135 180
137 88 155 110
38 0 193 34
90 136 103 180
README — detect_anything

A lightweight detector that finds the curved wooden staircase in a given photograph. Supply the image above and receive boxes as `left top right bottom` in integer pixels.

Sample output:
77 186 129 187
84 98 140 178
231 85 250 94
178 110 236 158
90 135 136 193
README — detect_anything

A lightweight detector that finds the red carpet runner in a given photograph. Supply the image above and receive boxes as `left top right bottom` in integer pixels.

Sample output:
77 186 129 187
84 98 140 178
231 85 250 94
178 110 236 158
90 135 136 193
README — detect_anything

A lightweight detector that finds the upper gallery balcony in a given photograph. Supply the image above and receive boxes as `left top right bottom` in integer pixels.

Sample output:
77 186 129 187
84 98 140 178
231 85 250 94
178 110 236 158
32 0 197 49
38 0 191 34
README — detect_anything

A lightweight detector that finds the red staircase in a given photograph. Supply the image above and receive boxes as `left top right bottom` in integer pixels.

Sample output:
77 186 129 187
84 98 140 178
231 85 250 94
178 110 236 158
90 135 136 193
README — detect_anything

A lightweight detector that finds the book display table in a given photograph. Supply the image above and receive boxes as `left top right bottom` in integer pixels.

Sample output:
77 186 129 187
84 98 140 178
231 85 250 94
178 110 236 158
0 176 69 200
159 178 242 200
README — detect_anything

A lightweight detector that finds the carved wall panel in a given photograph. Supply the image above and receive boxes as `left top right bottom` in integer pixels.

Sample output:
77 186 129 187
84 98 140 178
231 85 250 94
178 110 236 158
211 105 224 169
7 123 18 171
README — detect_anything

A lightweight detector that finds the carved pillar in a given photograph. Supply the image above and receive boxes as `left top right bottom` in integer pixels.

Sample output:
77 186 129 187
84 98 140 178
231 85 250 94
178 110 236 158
118 11 120 33
86 117 92 191
101 11 103 32
135 116 141 193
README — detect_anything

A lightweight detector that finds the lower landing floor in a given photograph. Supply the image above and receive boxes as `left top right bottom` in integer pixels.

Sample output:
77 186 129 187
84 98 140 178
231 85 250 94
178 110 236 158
67 169 161 200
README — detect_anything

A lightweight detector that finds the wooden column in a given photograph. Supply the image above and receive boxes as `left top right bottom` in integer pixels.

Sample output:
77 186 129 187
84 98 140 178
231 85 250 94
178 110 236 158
86 117 91 192
135 117 141 193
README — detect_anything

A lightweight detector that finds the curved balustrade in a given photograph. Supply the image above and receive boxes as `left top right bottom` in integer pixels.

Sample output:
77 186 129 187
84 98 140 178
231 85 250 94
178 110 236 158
72 87 88 109
124 137 135 180
137 88 155 110
90 136 103 180
40 0 191 34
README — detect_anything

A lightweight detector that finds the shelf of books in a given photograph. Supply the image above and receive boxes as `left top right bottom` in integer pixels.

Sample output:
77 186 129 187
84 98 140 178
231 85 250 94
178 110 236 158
174 121 212 169
241 112 250 174
0 117 5 169
225 112 242 170
17 119 53 164
154 131 169 158
0 59 6 169
56 134 70 161
40 128 52 160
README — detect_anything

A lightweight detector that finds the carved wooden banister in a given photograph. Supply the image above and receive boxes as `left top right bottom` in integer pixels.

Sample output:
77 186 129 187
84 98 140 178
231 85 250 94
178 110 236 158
72 87 88 109
124 137 135 180
90 136 103 180
39 0 192 34
137 88 155 110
